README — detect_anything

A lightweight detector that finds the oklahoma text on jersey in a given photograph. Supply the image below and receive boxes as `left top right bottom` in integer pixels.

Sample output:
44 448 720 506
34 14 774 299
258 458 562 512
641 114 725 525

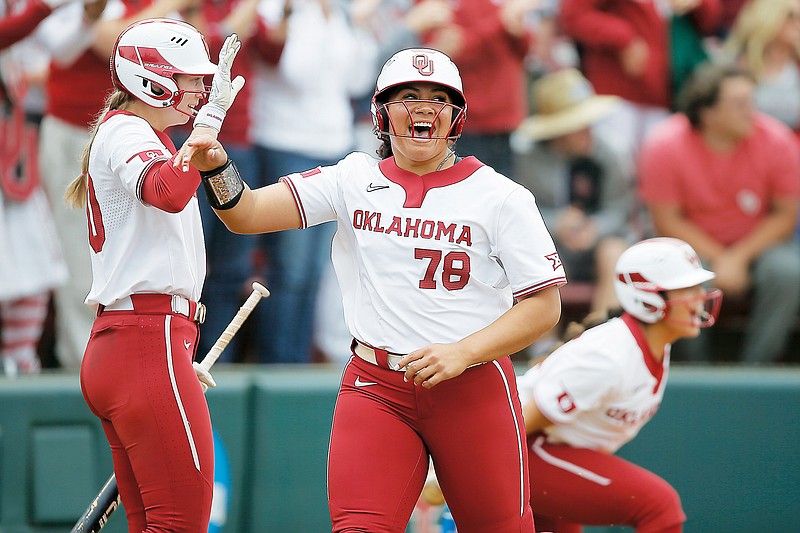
352 209 472 246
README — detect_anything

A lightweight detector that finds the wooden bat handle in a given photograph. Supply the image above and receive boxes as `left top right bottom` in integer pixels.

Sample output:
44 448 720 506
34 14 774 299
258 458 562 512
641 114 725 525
199 281 269 372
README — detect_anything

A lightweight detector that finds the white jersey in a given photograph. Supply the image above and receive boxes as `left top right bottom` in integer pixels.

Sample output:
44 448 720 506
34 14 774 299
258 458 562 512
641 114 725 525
84 111 205 307
517 314 669 453
282 152 566 353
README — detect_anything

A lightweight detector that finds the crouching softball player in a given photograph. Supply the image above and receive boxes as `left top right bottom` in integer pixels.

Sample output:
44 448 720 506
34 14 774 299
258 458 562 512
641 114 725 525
179 47 566 532
65 18 243 531
519 237 723 532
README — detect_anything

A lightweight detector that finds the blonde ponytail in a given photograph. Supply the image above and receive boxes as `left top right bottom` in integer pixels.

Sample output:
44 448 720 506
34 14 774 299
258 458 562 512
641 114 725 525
65 90 133 208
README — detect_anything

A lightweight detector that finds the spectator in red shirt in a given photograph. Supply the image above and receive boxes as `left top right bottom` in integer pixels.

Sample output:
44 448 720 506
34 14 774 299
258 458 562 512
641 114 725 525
423 0 536 177
638 63 800 363
560 0 721 169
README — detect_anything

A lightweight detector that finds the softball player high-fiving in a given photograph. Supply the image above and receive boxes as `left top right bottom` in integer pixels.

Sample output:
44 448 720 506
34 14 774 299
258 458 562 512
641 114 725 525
65 19 243 531
180 47 566 532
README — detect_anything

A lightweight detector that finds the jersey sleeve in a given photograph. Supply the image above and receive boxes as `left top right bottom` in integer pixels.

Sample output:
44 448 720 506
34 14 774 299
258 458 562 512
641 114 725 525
532 343 620 426
496 187 567 299
280 154 356 228
105 118 171 201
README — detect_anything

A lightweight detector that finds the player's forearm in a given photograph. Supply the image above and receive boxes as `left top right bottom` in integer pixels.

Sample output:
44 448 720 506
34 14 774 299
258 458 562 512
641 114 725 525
214 183 301 234
457 286 561 365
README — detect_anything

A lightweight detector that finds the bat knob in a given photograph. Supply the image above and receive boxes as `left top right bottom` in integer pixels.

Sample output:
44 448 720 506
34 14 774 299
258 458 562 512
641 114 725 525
252 281 270 297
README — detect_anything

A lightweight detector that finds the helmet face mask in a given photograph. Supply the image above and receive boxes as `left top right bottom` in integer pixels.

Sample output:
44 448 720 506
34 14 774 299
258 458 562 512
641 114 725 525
112 19 217 114
662 288 723 328
377 96 464 141
371 48 467 142
614 238 721 327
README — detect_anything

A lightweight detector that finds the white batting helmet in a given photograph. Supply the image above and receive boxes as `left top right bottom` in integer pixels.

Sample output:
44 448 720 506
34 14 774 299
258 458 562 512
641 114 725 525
615 238 716 324
371 48 467 141
112 18 216 109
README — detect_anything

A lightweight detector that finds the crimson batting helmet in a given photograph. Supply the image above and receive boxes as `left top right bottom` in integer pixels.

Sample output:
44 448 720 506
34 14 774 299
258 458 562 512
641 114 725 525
112 18 216 110
371 48 467 141
615 238 722 326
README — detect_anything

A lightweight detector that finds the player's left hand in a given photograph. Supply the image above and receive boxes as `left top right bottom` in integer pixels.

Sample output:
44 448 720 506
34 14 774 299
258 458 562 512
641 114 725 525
397 343 470 388
193 33 246 131
193 361 217 392
175 132 228 172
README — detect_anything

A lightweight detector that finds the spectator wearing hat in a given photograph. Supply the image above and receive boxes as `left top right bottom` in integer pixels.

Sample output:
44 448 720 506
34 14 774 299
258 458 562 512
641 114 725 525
513 69 635 319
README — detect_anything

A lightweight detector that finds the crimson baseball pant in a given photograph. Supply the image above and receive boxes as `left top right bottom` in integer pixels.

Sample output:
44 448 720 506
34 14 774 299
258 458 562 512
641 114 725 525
328 354 535 533
528 435 685 532
80 312 214 532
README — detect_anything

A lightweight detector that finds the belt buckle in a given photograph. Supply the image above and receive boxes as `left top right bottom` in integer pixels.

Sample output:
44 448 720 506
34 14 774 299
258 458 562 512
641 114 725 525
195 303 206 324
171 295 190 318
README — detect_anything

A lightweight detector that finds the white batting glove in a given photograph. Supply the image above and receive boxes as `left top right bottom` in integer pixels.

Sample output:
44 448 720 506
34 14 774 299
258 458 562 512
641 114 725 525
194 34 246 132
193 361 217 392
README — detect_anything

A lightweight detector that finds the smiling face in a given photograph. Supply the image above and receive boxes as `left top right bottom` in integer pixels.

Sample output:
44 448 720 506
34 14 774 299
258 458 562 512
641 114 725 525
172 73 208 124
381 82 463 172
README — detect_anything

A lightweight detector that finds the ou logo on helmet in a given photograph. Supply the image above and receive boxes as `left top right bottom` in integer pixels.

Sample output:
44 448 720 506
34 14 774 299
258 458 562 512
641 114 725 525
412 54 435 76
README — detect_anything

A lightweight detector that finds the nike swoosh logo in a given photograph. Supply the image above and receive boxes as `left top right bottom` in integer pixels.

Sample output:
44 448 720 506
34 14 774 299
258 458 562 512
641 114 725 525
366 183 390 192
184 340 192 350
354 376 378 387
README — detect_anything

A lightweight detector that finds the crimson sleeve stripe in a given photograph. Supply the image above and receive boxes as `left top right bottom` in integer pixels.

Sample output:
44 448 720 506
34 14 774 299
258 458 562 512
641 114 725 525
141 157 201 213
279 176 308 229
513 277 568 299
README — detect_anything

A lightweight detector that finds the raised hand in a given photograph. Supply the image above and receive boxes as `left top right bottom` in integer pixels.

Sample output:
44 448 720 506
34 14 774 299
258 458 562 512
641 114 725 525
193 33 246 131
174 133 228 173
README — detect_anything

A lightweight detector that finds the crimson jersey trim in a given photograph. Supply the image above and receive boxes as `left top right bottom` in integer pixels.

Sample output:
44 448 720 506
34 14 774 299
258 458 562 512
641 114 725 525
621 313 664 390
378 156 483 208
514 277 567 300
280 176 307 228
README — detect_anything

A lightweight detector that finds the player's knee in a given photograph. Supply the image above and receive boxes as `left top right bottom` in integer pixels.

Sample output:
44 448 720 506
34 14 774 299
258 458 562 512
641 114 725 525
633 478 686 532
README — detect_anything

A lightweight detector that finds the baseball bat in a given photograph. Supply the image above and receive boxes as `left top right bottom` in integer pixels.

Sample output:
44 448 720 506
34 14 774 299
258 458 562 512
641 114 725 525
70 474 120 533
70 282 270 533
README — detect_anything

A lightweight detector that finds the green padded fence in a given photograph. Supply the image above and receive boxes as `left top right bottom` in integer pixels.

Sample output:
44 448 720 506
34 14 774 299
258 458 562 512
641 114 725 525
0 365 797 533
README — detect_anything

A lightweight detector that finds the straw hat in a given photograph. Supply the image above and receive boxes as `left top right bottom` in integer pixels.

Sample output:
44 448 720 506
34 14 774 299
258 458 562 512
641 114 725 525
517 69 621 141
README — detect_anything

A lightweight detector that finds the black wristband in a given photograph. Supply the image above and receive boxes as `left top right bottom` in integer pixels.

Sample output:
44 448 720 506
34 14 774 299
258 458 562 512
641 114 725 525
201 159 245 210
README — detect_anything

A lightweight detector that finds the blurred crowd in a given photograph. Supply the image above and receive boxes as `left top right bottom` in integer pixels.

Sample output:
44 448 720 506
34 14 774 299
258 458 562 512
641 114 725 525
2 0 800 374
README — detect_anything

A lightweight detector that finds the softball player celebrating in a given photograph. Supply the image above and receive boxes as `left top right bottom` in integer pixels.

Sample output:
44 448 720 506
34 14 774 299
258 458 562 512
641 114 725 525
518 237 723 532
180 48 565 532
64 19 243 531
